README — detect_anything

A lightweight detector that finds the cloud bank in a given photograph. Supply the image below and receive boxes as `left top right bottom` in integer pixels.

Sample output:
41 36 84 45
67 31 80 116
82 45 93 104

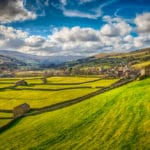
0 13 150 56
0 0 37 23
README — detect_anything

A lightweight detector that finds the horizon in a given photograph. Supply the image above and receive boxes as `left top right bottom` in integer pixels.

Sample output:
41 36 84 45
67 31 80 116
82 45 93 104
0 0 150 58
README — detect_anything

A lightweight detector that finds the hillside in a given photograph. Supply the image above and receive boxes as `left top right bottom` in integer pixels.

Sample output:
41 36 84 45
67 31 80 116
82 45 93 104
0 77 149 149
0 48 149 72
0 55 26 71
0 50 82 69
62 47 150 68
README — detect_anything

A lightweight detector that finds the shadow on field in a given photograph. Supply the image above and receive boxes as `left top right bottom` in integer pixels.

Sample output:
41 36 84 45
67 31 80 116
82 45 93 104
12 86 104 91
0 118 22 133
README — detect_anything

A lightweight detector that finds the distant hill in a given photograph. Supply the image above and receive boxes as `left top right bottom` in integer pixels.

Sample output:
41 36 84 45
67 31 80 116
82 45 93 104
0 50 83 70
0 54 26 71
62 47 150 69
0 48 149 71
0 50 40 67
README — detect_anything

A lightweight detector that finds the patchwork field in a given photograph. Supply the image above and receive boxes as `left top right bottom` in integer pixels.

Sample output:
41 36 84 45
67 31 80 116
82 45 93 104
0 77 149 149
0 77 117 110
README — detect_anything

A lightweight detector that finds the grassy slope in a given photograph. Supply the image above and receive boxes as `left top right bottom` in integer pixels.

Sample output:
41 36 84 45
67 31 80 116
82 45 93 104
0 112 13 127
0 78 149 150
132 60 150 68
0 119 12 127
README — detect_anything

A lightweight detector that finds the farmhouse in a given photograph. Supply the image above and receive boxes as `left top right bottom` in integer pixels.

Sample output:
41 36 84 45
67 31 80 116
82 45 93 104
13 103 30 119
140 65 150 76
15 80 28 86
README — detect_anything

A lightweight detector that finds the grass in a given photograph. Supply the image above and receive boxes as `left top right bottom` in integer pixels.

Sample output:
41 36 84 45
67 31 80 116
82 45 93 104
15 79 118 90
0 112 12 118
0 83 14 88
0 77 149 149
47 76 99 83
132 61 150 68
0 112 13 127
0 88 97 109
0 119 12 128
0 77 117 110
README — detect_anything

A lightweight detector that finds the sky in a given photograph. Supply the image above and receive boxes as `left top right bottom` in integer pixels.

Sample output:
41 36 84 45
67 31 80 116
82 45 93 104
0 0 150 57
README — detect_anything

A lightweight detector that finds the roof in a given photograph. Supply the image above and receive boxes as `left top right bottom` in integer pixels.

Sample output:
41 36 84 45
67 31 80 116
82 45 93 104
14 103 30 109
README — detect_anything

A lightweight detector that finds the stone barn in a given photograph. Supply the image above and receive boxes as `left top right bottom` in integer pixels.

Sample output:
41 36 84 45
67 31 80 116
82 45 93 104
13 103 30 119
15 80 28 86
41 77 47 84
140 65 150 76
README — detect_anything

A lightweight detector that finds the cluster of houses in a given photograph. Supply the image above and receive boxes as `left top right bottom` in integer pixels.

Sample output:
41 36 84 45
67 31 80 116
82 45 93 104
101 65 140 79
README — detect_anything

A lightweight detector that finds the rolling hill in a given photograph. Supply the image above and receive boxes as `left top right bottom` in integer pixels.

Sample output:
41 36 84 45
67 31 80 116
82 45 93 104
0 50 82 69
0 54 26 71
0 77 149 149
0 48 149 72
62 47 150 69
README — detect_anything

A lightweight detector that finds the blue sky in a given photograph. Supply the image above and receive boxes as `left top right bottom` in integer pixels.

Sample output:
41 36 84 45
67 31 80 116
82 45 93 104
8 0 150 35
0 0 150 56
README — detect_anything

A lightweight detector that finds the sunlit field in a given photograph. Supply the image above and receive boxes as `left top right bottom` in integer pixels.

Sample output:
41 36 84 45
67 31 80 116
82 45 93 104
0 77 149 149
132 61 150 68
0 77 118 110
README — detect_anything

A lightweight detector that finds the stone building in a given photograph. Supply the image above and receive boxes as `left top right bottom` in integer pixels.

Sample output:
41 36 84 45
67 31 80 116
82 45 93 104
141 65 150 76
41 77 47 84
15 80 28 86
13 103 30 119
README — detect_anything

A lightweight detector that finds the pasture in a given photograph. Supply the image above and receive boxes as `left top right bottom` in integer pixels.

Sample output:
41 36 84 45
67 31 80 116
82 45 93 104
0 77 149 149
0 76 117 110
132 60 150 68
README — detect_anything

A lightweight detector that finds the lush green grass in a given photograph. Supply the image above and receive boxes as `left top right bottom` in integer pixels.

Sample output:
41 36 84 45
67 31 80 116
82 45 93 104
132 61 150 68
0 119 12 127
0 83 14 88
0 112 12 118
15 79 118 90
0 77 117 110
0 112 13 127
0 88 98 109
47 76 99 83
0 77 43 85
0 78 149 149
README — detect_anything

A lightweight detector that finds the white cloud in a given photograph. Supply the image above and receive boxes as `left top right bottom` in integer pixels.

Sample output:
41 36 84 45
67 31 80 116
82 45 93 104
100 24 119 37
25 36 46 47
62 8 101 19
100 17 131 36
0 13 150 57
60 0 67 6
0 0 37 23
100 0 118 9
79 0 95 4
0 25 28 39
45 0 49 6
50 27 100 43
134 35 150 48
60 0 118 19
134 12 150 33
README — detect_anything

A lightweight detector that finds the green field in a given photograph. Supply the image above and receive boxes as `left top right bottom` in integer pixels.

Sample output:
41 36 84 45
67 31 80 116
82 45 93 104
0 119 12 127
0 77 117 110
0 77 149 149
132 61 150 68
